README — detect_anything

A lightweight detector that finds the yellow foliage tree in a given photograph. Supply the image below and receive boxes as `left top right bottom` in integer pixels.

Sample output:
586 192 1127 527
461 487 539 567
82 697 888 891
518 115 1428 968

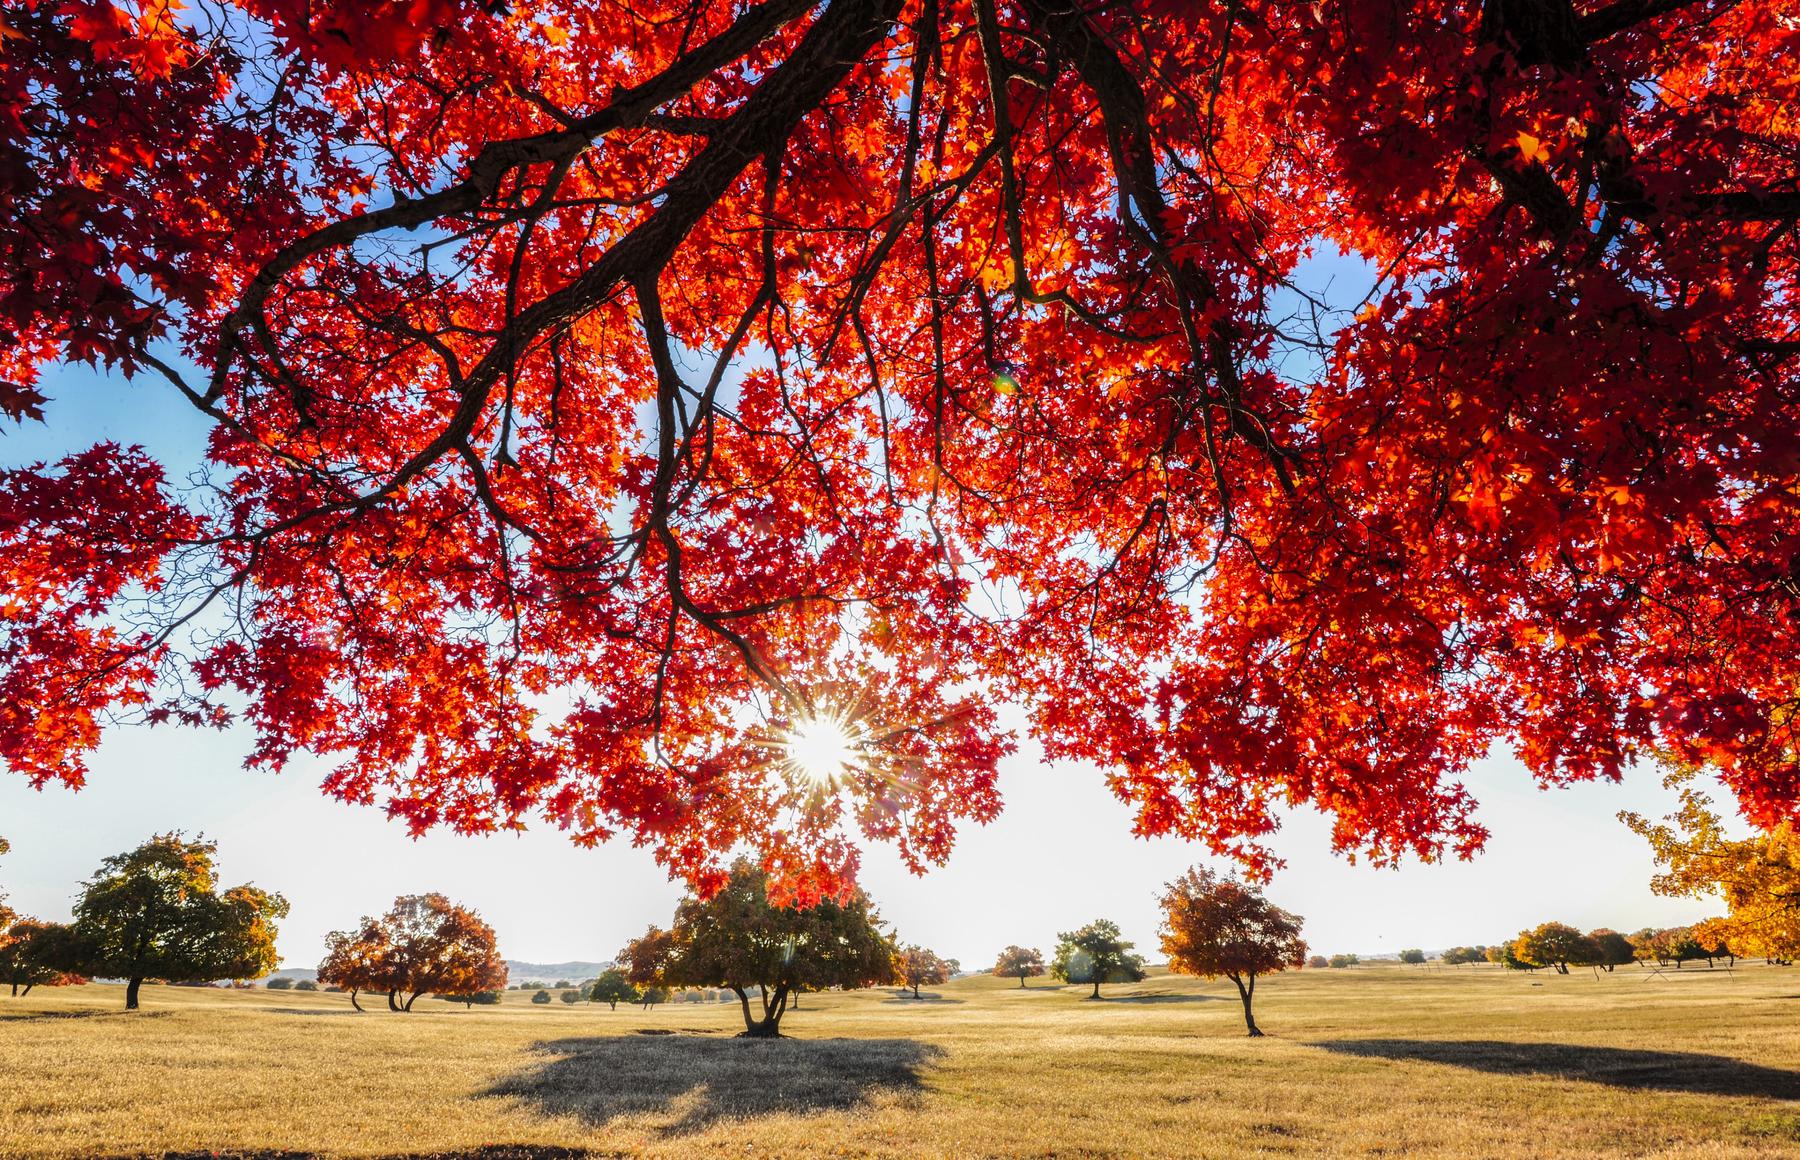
1621 764 1800 964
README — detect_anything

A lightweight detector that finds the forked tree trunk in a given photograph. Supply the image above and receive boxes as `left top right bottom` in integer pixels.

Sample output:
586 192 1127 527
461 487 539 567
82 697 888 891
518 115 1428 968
735 982 790 1037
349 989 364 1012
125 976 143 1010
1229 973 1262 1037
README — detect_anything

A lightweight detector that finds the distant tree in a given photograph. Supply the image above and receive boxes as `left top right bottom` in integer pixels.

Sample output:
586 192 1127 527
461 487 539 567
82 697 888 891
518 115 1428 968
1051 919 1147 1000
896 945 950 999
1306 955 1329 969
531 989 551 1004
319 894 506 1012
1670 927 1710 968
317 917 391 1012
435 989 501 1007
1157 867 1307 1036
1328 954 1359 969
991 945 1046 988
0 919 87 996
619 859 896 1037
639 985 670 1010
552 980 573 990
294 978 319 991
1588 930 1635 972
1693 918 1739 967
1512 922 1601 974
1398 949 1427 965
266 976 294 990
560 989 581 1005
1442 946 1487 966
589 969 640 1011
70 834 287 1009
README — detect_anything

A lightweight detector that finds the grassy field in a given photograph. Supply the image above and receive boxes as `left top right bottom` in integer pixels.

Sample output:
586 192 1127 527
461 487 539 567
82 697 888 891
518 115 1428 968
2 962 1796 1158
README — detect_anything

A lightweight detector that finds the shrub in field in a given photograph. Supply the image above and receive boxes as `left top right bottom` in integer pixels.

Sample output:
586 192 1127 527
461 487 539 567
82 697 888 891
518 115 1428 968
1158 867 1307 1036
1051 920 1146 1000
560 989 581 1005
1399 949 1426 965
620 859 896 1037
1441 946 1487 966
531 989 551 1004
294 979 318 991
589 969 639 1011
1328 954 1359 969
266 977 294 990
1306 955 1329 970
71 834 287 1010
992 946 1046 988
318 894 506 1012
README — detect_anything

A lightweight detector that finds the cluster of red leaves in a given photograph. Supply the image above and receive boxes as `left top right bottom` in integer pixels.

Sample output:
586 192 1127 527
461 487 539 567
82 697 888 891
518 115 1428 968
1 0 1795 898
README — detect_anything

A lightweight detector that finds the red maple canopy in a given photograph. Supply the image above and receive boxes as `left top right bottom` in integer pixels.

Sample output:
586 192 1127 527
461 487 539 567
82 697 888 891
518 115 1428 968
2 0 1795 899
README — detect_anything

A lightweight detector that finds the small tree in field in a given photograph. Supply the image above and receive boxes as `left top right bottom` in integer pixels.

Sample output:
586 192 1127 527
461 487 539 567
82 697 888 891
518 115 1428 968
0 919 86 996
1306 955 1329 969
294 979 319 991
1328 953 1358 968
1157 867 1307 1037
639 985 669 1011
560 989 581 1005
896 945 950 999
266 976 294 990
1399 949 1427 965
1589 930 1635 972
992 945 1046 988
318 894 506 1012
1051 920 1146 1000
620 860 896 1037
1442 946 1486 966
71 834 287 1009
531 989 551 1004
1512 922 1600 974
589 969 639 1011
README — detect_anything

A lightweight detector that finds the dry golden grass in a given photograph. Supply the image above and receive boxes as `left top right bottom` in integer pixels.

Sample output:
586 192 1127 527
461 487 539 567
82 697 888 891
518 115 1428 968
2 961 1797 1158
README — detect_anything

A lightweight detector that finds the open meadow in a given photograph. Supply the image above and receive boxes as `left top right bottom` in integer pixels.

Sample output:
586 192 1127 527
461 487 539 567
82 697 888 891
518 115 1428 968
2 962 1796 1159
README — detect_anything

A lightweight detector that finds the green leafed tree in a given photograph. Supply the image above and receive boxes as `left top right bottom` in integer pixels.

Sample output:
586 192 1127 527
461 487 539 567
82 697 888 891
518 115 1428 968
1398 948 1427 965
991 945 1046 988
589 968 639 1011
531 989 551 1004
265 976 294 990
1589 930 1635 972
70 834 287 1009
1328 953 1359 969
618 859 896 1037
1050 919 1146 1000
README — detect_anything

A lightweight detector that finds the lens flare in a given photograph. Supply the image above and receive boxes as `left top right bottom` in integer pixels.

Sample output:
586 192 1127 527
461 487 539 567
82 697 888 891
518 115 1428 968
781 711 861 788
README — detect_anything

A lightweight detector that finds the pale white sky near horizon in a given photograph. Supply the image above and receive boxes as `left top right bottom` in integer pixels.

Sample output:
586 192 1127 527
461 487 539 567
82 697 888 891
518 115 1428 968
0 252 1731 972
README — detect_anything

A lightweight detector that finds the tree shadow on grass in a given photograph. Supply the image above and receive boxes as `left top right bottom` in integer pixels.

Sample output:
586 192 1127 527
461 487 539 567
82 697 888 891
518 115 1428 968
1317 1039 1800 1098
0 1008 170 1023
1107 990 1225 1005
883 991 965 1004
490 1034 943 1137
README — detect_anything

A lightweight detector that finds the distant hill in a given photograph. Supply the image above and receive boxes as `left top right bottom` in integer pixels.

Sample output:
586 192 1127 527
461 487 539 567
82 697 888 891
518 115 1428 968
263 960 611 985
505 961 611 983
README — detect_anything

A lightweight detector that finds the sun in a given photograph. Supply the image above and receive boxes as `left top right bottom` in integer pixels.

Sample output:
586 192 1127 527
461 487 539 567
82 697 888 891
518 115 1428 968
780 711 861 788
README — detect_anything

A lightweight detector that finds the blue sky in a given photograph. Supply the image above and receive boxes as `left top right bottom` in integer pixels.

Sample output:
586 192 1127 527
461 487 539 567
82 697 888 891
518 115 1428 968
0 322 1722 971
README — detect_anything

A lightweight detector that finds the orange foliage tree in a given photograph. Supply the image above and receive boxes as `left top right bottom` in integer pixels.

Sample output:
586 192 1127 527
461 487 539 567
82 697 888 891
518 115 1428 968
991 944 1044 988
1158 866 1306 1036
895 944 951 999
318 894 506 1012
3 0 1799 899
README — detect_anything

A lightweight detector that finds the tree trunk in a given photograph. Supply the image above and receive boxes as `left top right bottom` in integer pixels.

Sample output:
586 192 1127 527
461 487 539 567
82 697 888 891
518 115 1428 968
125 976 142 1010
387 989 401 1010
1018 974 1026 988
738 982 789 1037
404 991 421 1012
1089 979 1101 1000
1231 973 1262 1037
912 982 921 999
19 984 32 997
350 989 364 1013
608 1000 618 1011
